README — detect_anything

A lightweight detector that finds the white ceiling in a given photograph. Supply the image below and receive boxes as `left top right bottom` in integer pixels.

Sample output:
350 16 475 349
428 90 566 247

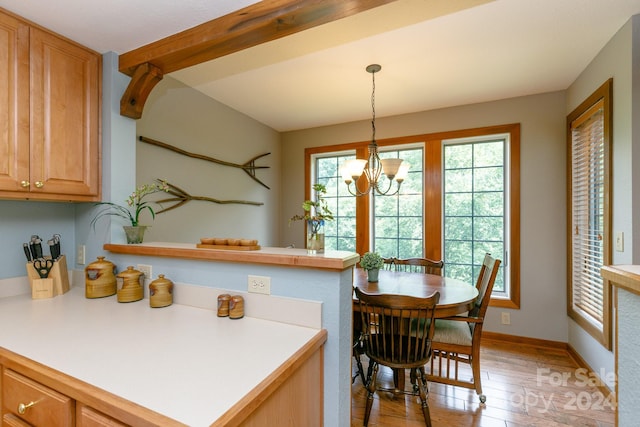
2 0 640 132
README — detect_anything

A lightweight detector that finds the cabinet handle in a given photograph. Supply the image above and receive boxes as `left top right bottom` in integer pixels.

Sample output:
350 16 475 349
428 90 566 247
20 180 30 188
35 181 44 188
18 401 36 414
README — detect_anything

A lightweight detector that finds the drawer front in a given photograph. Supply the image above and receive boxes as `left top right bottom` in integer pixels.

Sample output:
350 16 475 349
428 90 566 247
76 404 128 427
2 369 73 427
3 413 32 427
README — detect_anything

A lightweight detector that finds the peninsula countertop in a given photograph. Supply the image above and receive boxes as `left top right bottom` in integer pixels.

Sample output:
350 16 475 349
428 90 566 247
0 286 325 426
104 242 360 270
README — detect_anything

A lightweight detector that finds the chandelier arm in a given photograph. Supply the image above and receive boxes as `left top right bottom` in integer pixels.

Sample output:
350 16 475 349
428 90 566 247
374 179 401 196
347 175 373 197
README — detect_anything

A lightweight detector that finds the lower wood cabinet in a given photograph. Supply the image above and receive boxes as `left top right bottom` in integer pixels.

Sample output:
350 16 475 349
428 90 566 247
0 366 132 427
0 329 326 426
76 405 127 427
2 369 73 426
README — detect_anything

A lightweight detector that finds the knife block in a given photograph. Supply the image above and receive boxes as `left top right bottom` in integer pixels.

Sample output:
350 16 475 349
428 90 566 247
26 255 70 299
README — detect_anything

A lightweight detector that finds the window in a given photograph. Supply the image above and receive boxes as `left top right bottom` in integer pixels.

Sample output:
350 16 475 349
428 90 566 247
303 123 520 308
314 154 357 252
567 79 612 349
443 137 507 296
374 146 424 258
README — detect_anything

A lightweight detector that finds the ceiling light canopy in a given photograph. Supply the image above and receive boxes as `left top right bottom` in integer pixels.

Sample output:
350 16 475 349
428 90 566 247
341 64 408 197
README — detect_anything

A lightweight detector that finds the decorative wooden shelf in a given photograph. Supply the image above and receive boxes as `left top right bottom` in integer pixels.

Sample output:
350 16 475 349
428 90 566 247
104 242 360 271
196 244 261 251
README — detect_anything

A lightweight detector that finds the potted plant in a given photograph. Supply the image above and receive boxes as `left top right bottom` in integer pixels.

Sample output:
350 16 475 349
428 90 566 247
360 251 384 282
290 183 334 254
91 181 169 244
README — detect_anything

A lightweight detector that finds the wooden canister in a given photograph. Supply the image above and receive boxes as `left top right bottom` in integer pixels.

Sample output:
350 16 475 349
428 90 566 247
229 295 244 319
85 256 117 298
217 294 231 317
149 274 173 308
116 266 144 303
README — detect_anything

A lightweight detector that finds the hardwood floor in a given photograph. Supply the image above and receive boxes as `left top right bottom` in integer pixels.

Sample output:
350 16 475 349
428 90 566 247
352 339 615 427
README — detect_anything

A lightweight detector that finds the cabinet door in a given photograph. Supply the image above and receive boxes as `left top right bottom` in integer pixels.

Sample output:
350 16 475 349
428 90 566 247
0 13 29 192
30 27 100 198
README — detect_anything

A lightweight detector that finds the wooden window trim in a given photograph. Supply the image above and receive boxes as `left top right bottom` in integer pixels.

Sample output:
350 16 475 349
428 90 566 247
566 79 612 350
303 123 520 308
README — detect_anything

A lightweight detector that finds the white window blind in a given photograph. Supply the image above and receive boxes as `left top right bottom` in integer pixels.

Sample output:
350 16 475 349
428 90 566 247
570 100 605 324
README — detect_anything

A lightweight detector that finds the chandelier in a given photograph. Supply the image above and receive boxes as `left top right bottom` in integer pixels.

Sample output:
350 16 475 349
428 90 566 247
340 64 408 197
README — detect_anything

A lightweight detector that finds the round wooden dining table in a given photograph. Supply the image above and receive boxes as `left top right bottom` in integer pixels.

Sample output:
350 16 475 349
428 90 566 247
353 268 478 318
352 268 478 392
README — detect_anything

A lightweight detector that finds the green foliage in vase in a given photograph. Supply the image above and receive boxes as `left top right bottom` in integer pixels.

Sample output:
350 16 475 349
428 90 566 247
360 251 384 270
90 182 169 228
289 183 334 224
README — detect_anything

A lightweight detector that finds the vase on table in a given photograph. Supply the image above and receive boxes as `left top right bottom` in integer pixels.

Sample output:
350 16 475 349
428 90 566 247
123 225 148 244
306 219 325 255
366 268 379 282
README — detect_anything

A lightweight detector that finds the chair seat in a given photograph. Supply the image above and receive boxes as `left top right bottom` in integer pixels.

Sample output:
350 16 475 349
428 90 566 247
433 319 472 346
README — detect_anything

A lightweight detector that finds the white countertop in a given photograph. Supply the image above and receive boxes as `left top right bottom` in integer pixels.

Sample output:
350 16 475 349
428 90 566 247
601 264 640 295
0 286 322 426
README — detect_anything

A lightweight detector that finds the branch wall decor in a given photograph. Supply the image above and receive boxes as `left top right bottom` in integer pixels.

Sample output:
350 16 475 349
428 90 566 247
154 180 263 214
139 136 271 189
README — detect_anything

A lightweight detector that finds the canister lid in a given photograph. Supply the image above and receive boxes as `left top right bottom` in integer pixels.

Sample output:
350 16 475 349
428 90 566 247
150 274 172 287
116 265 142 279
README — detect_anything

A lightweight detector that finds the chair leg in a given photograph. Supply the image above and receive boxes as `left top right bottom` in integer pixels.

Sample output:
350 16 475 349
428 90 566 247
415 367 432 427
363 362 379 427
471 353 486 403
393 368 406 394
353 351 366 384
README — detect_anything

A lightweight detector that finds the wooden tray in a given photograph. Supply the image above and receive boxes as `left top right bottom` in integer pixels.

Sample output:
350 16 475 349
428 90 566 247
196 244 261 251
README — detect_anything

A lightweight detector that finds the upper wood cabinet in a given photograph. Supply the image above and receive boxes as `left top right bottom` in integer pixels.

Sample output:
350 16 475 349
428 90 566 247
0 9 101 202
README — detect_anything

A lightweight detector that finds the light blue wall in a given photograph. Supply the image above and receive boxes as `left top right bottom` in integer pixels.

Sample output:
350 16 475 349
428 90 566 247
0 201 76 278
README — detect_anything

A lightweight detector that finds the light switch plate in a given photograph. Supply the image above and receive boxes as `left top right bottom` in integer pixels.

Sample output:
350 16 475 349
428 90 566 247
616 232 624 252
76 245 85 265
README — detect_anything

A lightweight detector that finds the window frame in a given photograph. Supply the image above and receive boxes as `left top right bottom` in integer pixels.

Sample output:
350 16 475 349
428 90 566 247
303 123 520 308
566 79 612 349
441 133 511 300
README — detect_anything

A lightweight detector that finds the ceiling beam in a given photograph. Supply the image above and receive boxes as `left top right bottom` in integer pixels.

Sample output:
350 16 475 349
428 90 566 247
118 0 399 119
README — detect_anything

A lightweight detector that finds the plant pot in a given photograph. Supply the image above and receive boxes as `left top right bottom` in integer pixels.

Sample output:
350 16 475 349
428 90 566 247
307 219 325 255
366 268 379 282
123 225 148 244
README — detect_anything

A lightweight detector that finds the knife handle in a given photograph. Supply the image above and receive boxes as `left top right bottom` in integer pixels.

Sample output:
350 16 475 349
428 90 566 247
23 243 32 262
48 239 58 260
33 239 43 259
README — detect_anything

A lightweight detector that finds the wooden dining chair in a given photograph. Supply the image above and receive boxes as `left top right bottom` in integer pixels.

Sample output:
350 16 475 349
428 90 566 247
382 257 396 270
355 287 440 427
392 257 444 275
426 253 501 404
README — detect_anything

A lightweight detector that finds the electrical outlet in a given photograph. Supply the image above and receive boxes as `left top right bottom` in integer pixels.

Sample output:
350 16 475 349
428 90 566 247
248 275 271 295
501 312 511 325
137 264 152 282
76 245 85 265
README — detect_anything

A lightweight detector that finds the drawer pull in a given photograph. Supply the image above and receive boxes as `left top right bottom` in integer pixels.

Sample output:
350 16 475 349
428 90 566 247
18 401 36 414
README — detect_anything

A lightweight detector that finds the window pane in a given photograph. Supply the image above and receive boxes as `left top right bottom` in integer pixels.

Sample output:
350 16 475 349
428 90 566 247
373 147 423 258
445 168 472 192
443 139 506 294
315 154 356 251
